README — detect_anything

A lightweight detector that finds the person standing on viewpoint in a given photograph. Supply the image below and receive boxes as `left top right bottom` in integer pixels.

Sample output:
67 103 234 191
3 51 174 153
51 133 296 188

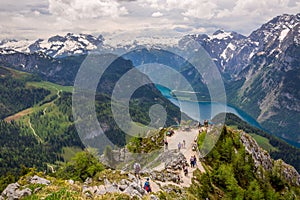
178 142 182 151
133 162 141 179
164 139 168 150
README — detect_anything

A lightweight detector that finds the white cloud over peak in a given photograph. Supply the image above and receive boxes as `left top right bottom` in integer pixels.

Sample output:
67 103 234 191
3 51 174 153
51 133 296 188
152 11 163 17
48 0 128 20
0 0 300 40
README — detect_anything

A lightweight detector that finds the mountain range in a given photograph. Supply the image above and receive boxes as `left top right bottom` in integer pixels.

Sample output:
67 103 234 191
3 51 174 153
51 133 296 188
0 13 299 146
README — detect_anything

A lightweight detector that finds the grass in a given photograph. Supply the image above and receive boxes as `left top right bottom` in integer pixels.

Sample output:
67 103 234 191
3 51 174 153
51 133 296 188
249 133 278 152
1 66 32 80
27 81 73 93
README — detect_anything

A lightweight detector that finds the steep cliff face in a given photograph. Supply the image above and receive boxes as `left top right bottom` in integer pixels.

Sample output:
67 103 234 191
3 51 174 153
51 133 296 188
240 131 300 186
190 14 300 144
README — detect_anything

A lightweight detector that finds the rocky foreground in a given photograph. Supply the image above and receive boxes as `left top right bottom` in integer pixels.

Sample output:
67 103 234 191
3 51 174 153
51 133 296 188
1 127 300 199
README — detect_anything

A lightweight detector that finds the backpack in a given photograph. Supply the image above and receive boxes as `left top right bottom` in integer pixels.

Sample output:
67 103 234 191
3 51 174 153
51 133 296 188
144 181 151 192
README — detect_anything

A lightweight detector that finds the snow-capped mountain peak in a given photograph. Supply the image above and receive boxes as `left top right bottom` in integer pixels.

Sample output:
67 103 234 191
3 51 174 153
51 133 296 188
0 33 104 58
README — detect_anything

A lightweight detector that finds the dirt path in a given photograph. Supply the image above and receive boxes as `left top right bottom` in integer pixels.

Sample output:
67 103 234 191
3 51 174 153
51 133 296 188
165 127 205 187
28 118 43 143
43 107 47 115
148 127 206 191
4 108 33 122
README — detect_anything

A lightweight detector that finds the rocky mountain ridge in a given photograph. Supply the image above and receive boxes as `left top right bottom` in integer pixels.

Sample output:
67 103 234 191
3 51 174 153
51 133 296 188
0 33 104 58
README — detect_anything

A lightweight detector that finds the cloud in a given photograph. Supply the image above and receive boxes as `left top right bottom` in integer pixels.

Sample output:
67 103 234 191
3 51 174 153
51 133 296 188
137 0 300 34
152 11 163 17
48 0 128 20
0 0 300 40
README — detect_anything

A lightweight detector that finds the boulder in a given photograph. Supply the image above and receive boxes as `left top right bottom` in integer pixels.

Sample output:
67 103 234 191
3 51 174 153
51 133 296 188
118 184 128 191
30 175 50 185
123 182 145 198
128 173 137 182
165 153 188 171
104 178 111 186
119 179 130 186
150 194 159 200
18 188 32 197
120 170 126 175
1 182 32 199
96 185 106 195
105 183 119 193
84 177 92 185
130 182 145 195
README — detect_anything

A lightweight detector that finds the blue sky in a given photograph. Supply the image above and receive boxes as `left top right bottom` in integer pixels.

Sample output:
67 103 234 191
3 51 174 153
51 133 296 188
0 0 299 40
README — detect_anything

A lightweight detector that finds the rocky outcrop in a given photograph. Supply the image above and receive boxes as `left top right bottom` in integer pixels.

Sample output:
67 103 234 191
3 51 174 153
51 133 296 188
240 132 300 186
1 175 51 199
274 160 300 186
240 132 273 171
150 170 183 184
30 175 51 185
1 183 32 199
82 176 150 199
165 153 188 170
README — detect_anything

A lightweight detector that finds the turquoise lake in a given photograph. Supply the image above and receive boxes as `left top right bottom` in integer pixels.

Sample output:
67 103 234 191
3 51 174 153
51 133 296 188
156 85 262 129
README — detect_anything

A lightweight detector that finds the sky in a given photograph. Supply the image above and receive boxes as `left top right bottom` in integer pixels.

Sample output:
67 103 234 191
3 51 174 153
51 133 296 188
0 0 299 41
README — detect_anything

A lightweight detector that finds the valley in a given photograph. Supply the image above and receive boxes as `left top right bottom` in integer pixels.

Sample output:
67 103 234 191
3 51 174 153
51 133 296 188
0 10 299 200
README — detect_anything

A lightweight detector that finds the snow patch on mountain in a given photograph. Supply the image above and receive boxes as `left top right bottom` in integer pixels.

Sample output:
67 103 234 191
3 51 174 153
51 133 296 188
279 28 290 42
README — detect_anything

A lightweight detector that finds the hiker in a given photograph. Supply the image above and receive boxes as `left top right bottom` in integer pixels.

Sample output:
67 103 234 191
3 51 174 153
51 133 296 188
190 156 194 168
144 178 152 193
133 162 141 179
178 142 182 151
197 121 201 129
183 165 188 176
177 174 181 183
193 155 197 167
183 140 186 148
164 139 168 149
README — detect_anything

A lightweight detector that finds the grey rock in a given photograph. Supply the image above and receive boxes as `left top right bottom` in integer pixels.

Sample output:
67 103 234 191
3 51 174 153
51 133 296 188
1 182 32 199
130 182 145 195
120 170 126 175
84 192 93 198
118 184 128 191
131 189 143 198
105 184 118 193
30 175 50 185
128 173 137 182
82 185 97 194
96 185 106 195
104 179 111 186
2 182 20 197
150 194 159 200
18 188 32 197
84 177 92 185
119 179 130 186
123 181 146 198
33 187 42 193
